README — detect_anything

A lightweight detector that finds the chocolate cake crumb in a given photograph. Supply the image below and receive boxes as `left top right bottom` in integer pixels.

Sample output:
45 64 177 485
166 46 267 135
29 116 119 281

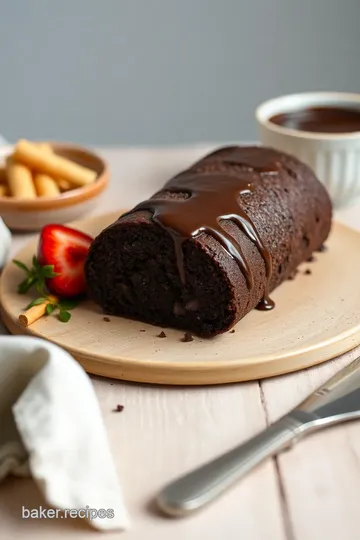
230 329 235 334
173 302 186 316
304 269 312 275
316 244 327 253
307 255 316 263
288 269 299 280
185 299 200 312
113 404 124 413
103 316 111 322
157 331 167 338
181 332 194 342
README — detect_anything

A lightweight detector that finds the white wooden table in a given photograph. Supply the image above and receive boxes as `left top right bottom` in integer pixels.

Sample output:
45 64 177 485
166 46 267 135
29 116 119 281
1 145 360 540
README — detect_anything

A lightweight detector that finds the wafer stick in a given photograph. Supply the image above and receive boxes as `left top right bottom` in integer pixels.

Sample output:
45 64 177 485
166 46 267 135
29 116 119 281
6 157 37 198
56 178 73 191
38 143 53 153
0 165 6 183
0 184 9 196
14 139 97 187
34 173 61 197
19 295 58 327
37 144 73 191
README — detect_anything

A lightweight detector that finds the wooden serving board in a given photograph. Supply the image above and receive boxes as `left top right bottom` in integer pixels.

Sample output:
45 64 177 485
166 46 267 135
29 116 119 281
1 211 360 385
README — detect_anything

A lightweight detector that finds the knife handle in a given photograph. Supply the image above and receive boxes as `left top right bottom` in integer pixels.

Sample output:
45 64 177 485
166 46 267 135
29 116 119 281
157 415 302 517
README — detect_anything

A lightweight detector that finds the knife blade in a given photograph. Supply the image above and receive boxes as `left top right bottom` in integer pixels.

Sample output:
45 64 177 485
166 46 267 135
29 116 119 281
295 355 360 425
157 354 360 517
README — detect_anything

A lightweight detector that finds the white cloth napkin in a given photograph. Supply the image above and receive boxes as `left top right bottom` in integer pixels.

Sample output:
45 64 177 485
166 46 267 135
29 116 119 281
0 335 129 531
0 217 11 270
0 217 11 336
0 203 128 531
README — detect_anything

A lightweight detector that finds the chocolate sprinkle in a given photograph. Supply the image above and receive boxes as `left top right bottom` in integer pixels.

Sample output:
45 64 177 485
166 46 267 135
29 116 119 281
157 331 167 338
140 329 146 332
307 255 316 263
304 269 312 275
113 404 124 413
181 332 194 342
288 269 299 280
230 329 235 334
103 316 111 322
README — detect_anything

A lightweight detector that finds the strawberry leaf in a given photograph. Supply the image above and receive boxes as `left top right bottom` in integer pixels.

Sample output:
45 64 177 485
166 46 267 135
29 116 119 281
40 265 59 279
46 303 55 315
26 297 47 310
14 255 77 324
32 256 41 271
35 282 47 296
18 276 37 294
58 299 78 311
15 256 60 298
59 310 71 323
13 259 31 274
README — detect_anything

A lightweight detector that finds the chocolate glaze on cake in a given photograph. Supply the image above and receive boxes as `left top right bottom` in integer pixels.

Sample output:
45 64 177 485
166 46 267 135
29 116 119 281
130 147 277 310
85 146 332 337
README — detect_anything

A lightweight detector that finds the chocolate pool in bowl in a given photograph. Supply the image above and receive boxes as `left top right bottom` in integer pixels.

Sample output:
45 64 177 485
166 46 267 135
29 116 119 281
270 106 360 134
256 92 360 208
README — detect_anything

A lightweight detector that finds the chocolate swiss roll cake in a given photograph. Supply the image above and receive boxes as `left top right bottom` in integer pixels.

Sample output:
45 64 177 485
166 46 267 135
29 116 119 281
85 146 332 337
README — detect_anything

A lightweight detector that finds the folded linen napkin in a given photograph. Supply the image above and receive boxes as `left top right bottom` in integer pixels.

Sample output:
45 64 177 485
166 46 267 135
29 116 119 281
0 195 128 531
0 217 11 270
0 335 129 531
0 217 11 336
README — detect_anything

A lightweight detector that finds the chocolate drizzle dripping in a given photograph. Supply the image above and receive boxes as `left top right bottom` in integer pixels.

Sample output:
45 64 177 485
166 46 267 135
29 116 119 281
130 147 279 310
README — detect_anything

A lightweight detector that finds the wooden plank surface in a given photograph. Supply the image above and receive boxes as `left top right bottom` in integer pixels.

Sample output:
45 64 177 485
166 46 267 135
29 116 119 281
261 347 360 540
0 145 360 539
0 379 286 540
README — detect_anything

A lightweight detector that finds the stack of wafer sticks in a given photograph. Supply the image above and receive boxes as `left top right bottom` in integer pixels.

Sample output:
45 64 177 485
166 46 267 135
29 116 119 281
0 139 97 199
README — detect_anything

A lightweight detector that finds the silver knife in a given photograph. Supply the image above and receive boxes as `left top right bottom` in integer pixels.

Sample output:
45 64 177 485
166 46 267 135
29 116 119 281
157 355 360 517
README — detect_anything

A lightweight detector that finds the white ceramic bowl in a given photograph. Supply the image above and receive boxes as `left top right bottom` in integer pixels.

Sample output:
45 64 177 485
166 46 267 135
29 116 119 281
256 92 360 208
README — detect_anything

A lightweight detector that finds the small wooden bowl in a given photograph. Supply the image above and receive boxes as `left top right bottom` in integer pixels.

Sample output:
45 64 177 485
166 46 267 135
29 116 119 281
0 142 109 231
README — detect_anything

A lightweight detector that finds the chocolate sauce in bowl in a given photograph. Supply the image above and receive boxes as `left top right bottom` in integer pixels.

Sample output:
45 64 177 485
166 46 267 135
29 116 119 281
270 106 360 133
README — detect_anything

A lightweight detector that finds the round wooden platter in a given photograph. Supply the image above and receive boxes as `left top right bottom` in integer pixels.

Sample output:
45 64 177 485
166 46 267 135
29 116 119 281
1 211 360 385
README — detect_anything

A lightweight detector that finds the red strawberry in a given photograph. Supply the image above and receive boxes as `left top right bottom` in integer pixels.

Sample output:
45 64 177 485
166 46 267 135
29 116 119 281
38 225 93 298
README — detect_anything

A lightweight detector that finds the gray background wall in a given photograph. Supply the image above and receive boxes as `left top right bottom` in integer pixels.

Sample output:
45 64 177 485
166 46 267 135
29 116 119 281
0 0 359 146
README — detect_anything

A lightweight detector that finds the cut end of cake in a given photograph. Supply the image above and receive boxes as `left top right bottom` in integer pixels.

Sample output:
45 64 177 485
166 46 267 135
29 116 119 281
85 214 238 337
